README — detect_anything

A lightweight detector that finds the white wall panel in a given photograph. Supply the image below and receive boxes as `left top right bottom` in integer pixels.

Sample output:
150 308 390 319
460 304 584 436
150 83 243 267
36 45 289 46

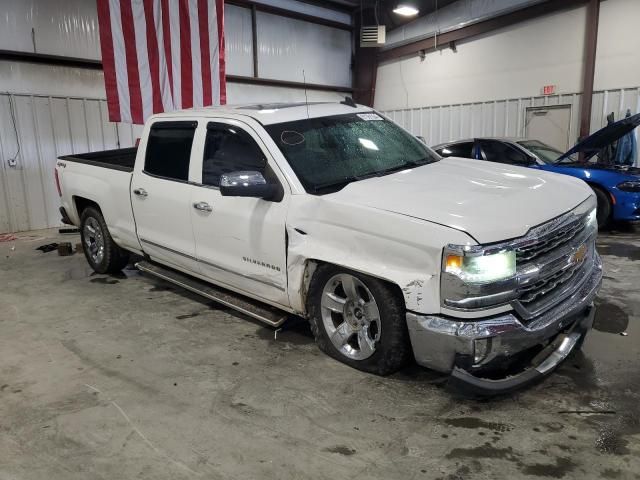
226 82 345 103
381 88 640 164
595 0 640 92
0 93 137 234
377 0 640 113
0 0 101 59
376 6 587 111
225 4 255 77
0 61 107 98
256 11 351 87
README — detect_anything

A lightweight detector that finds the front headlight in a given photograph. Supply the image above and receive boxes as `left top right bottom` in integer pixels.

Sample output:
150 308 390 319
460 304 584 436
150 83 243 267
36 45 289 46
617 181 640 192
444 247 516 284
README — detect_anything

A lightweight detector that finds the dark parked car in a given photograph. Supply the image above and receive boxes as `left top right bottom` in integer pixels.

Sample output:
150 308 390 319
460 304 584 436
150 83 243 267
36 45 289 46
433 114 640 228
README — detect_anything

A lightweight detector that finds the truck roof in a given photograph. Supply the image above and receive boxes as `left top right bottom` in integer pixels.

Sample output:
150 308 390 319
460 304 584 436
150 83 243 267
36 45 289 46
147 101 375 126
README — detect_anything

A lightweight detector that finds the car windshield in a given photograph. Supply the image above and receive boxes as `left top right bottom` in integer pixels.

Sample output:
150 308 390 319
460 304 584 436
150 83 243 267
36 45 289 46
265 113 440 193
518 140 579 164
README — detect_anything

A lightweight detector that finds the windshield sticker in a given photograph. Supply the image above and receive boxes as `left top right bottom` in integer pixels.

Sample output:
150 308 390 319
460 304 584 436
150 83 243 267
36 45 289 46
357 113 383 121
281 130 305 146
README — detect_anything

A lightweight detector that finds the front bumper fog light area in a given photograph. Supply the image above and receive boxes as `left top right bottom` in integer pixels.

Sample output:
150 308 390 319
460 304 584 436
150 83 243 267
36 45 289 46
474 338 491 365
445 249 516 284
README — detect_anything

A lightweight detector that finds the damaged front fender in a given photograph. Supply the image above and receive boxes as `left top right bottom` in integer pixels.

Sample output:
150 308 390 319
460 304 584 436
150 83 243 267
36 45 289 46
285 195 475 315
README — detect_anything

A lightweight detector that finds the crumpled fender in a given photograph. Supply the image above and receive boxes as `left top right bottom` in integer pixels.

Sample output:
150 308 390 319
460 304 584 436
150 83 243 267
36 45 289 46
285 195 474 315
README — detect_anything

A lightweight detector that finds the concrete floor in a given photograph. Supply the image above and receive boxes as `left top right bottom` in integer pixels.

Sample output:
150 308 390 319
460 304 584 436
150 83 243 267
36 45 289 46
1 227 639 480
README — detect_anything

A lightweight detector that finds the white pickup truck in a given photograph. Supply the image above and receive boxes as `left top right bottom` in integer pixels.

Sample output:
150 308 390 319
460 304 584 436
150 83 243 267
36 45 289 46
55 101 602 394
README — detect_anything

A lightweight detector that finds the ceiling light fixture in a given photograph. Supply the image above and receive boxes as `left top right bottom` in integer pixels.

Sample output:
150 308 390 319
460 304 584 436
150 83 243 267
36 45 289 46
393 4 419 16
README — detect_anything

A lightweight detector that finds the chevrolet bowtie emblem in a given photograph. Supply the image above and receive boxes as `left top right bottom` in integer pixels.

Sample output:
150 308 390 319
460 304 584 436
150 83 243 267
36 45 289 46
572 243 588 265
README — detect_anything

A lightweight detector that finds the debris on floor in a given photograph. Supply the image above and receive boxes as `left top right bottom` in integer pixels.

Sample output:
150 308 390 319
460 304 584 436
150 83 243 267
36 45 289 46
0 234 17 242
36 243 59 253
58 242 73 256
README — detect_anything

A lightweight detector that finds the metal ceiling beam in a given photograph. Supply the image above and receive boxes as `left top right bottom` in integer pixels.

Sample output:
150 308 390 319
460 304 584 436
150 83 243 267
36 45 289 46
287 0 357 14
226 74 353 93
378 0 589 62
0 50 103 69
226 0 352 30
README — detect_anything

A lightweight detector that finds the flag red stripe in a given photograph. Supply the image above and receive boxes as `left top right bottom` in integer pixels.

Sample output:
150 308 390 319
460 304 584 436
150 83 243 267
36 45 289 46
198 0 212 106
96 0 121 122
179 0 193 109
142 0 163 113
120 0 143 123
215 0 226 104
161 0 173 97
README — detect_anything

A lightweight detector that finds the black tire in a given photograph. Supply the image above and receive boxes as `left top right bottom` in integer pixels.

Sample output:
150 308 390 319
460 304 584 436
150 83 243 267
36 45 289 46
307 264 411 375
80 206 129 274
592 186 612 229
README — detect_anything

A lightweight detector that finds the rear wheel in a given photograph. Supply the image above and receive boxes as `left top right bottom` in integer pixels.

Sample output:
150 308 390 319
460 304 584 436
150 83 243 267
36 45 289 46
592 186 612 229
80 206 129 274
307 265 411 375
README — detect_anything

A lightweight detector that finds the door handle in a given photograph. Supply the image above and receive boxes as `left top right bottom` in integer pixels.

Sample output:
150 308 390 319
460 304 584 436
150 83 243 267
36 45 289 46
193 201 213 212
133 188 148 197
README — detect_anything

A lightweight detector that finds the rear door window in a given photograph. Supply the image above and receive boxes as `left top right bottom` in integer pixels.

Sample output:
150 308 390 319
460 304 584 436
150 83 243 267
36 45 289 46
479 140 530 166
437 142 474 158
144 121 197 181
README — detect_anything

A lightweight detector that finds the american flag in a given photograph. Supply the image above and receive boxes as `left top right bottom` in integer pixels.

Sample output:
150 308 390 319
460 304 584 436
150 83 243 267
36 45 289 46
97 0 226 124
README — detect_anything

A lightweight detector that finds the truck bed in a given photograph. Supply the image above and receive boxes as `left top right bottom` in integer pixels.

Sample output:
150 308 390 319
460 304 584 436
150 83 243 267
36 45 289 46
59 147 137 172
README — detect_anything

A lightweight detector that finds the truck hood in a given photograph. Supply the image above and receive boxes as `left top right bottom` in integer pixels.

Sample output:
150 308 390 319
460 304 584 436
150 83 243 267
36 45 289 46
329 157 592 244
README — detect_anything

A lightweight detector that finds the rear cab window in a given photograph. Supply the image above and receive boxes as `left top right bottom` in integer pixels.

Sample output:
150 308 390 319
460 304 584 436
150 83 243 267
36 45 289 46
144 121 197 181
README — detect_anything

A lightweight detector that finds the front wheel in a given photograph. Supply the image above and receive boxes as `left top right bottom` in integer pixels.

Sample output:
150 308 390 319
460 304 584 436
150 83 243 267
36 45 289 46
80 206 129 274
592 186 612 229
307 265 411 375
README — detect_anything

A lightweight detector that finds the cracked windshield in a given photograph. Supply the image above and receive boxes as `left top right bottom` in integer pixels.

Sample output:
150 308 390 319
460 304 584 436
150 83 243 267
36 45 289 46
266 113 440 193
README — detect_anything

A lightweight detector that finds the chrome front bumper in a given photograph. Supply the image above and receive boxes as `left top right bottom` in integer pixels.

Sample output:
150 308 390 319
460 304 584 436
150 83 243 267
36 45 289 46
407 253 602 394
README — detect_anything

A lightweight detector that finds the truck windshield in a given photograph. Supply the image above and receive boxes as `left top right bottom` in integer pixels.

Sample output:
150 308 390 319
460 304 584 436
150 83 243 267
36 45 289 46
265 113 440 193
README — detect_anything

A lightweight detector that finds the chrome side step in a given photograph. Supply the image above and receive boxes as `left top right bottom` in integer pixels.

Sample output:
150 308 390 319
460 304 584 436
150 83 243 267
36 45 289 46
135 260 289 327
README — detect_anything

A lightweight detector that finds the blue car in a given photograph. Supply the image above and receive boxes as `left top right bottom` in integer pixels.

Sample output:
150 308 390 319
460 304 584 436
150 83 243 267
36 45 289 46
433 114 640 228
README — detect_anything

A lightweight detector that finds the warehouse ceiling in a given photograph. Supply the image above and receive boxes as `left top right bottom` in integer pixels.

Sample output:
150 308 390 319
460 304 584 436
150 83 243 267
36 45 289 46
356 0 461 30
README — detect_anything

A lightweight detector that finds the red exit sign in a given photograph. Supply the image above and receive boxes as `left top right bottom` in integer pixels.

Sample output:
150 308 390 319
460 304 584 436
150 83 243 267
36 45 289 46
542 85 556 95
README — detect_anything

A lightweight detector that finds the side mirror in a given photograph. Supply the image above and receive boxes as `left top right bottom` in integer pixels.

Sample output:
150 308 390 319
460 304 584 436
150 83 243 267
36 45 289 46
416 135 427 144
219 171 277 200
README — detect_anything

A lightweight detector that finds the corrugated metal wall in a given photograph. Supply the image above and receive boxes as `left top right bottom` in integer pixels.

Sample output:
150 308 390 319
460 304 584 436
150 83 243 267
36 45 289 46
0 93 142 234
0 0 353 234
381 87 640 152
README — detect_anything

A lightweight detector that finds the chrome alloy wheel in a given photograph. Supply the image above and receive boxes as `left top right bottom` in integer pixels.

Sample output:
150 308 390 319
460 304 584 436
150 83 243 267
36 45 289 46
320 274 382 360
83 217 105 264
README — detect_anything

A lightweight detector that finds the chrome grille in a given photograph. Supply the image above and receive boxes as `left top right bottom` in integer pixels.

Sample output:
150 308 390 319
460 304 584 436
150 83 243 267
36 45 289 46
518 259 584 304
515 218 585 262
514 238 596 321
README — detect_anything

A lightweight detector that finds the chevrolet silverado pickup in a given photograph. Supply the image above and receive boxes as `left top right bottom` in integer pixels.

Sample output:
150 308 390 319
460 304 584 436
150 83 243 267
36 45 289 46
55 101 602 394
